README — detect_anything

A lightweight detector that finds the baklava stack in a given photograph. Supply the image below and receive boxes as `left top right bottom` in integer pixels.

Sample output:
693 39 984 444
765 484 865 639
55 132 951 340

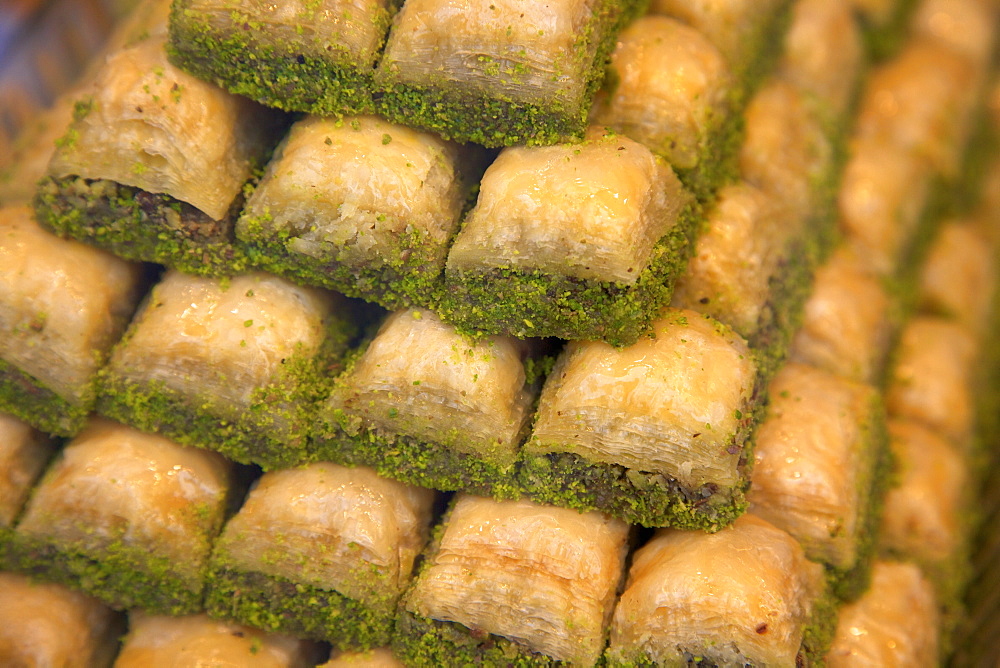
0 0 998 665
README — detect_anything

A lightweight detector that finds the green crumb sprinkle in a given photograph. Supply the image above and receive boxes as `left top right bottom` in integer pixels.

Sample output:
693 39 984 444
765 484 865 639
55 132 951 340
381 133 392 145
244 320 253 327
72 97 95 121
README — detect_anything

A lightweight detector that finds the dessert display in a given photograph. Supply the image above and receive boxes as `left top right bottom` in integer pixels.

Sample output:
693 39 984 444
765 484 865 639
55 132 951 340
0 0 998 664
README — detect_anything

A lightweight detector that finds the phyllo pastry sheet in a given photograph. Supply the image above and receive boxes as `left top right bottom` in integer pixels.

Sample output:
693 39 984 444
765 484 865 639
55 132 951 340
0 204 146 436
825 560 940 666
0 572 124 668
396 494 630 666
607 513 830 667
748 362 889 600
98 271 356 469
34 26 286 276
443 127 694 346
169 0 397 116
590 15 736 200
115 612 325 667
522 308 758 530
374 0 646 147
207 462 434 649
318 308 545 497
237 115 486 310
7 418 236 614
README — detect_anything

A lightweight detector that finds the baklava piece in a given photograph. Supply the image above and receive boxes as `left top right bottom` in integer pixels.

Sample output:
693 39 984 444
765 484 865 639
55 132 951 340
7 419 235 614
0 572 124 668
443 127 694 346
0 204 145 435
115 612 325 667
34 26 285 275
98 271 355 469
607 514 830 667
237 115 485 310
169 0 397 116
790 247 894 385
318 308 544 497
881 421 970 605
838 138 933 277
374 0 645 147
826 561 940 666
780 0 864 119
0 413 55 565
749 363 889 601
855 40 978 181
910 0 998 73
396 494 630 666
0 0 170 204
590 15 736 200
522 308 758 529
206 463 434 649
670 181 811 382
919 220 996 335
739 79 837 236
886 316 977 445
649 0 791 86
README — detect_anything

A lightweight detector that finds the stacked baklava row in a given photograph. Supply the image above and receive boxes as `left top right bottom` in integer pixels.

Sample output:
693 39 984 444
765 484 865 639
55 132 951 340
1 0 999 665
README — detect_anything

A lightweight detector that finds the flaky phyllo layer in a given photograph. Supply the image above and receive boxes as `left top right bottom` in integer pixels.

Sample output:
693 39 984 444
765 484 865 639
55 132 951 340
214 463 434 610
530 309 755 493
608 514 826 667
49 34 277 222
401 495 630 666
